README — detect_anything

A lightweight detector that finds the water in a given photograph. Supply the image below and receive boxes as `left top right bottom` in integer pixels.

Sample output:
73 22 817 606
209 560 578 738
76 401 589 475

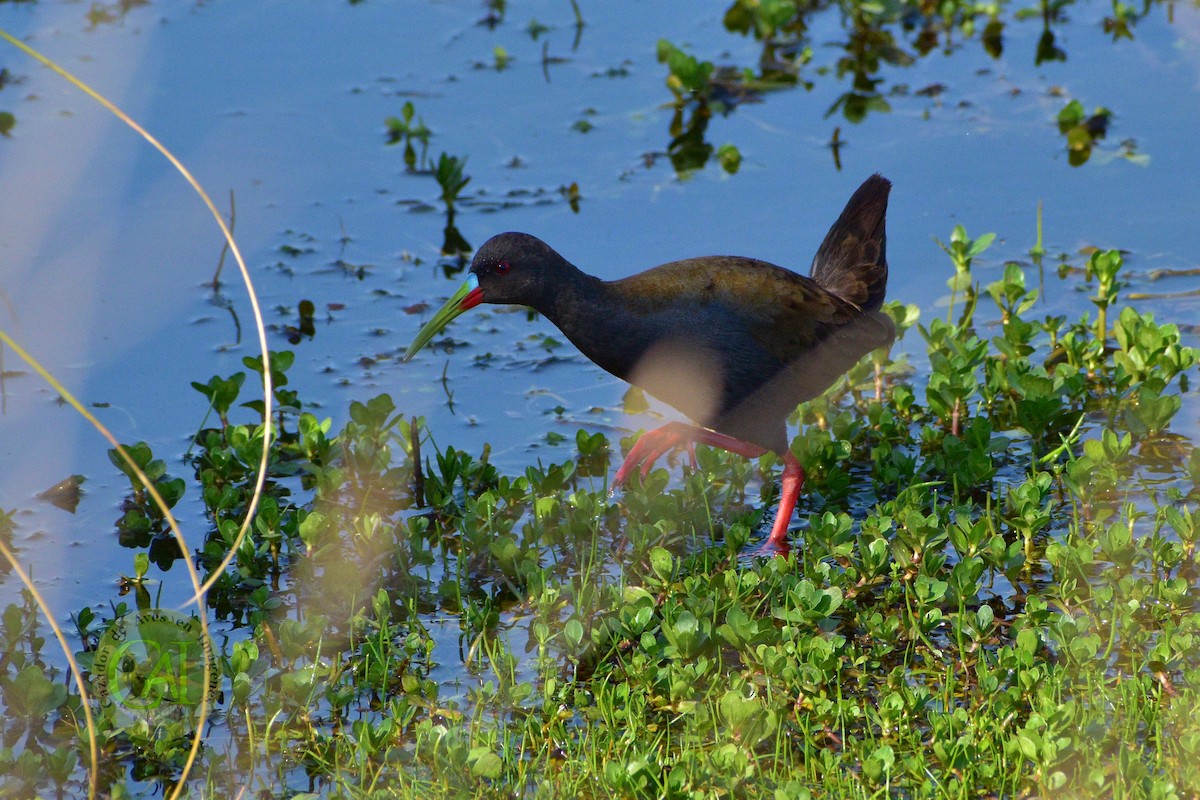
0 0 1198 673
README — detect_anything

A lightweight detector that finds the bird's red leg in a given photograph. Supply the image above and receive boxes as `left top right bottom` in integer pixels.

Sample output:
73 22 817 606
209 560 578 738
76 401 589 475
678 426 768 459
614 422 766 488
761 452 805 554
613 422 803 554
682 429 804 554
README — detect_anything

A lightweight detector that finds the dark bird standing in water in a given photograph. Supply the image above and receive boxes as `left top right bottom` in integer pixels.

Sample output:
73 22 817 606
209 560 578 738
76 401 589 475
405 174 895 551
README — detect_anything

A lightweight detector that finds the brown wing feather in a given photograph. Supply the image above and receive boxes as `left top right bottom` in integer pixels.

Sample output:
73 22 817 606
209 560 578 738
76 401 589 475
810 173 891 311
613 256 888 363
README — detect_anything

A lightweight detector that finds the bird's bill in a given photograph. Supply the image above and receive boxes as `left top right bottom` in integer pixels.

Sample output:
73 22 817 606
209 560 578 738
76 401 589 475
403 274 484 361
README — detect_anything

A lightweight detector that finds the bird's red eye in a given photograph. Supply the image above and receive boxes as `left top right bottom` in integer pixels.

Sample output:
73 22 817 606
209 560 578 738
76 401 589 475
496 260 511 275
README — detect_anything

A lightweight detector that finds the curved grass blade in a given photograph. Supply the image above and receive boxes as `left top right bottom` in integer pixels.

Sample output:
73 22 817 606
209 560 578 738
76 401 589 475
0 331 216 800
0 27 271 611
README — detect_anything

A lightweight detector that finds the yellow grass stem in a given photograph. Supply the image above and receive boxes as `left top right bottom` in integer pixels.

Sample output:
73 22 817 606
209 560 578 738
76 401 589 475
0 26 272 608
0 28 273 797
0 540 99 800
0 330 215 800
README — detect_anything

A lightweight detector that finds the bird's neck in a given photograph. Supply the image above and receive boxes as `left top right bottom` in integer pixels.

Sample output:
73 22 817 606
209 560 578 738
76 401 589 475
537 262 598 322
540 272 648 382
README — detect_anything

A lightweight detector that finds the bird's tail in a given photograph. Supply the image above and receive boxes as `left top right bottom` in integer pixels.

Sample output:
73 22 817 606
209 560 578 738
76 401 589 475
809 174 891 312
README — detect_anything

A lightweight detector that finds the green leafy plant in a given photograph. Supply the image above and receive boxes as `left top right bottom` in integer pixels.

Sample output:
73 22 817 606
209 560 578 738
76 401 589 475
434 152 470 207
935 224 995 326
656 39 714 102
384 101 432 170
1057 99 1112 166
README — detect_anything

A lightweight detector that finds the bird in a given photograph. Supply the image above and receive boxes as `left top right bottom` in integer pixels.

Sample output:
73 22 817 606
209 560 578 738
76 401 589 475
404 174 895 552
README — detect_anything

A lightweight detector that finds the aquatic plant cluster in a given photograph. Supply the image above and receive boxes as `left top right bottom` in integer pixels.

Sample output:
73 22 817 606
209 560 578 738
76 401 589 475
647 0 1151 173
3 227 1199 796
1 0 1197 796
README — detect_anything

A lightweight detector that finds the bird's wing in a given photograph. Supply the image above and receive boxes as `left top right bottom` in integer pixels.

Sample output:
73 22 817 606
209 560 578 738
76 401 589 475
613 256 893 364
753 271 895 365
607 257 894 450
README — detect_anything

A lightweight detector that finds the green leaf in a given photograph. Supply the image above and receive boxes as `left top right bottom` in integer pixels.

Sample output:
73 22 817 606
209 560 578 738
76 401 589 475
716 143 741 173
967 232 996 258
469 748 503 778
564 619 584 649
649 547 674 583
7 666 68 717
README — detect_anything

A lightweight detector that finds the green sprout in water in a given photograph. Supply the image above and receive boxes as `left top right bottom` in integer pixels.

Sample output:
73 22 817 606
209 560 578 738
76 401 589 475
657 39 714 102
935 223 994 327
1086 248 1123 345
384 101 432 171
433 153 471 255
434 152 469 207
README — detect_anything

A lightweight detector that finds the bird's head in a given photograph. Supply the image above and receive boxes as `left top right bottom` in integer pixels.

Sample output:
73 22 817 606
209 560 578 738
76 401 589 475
403 232 569 361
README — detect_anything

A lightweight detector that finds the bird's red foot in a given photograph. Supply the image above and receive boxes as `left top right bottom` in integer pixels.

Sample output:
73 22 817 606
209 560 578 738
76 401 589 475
750 535 792 559
611 422 692 490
